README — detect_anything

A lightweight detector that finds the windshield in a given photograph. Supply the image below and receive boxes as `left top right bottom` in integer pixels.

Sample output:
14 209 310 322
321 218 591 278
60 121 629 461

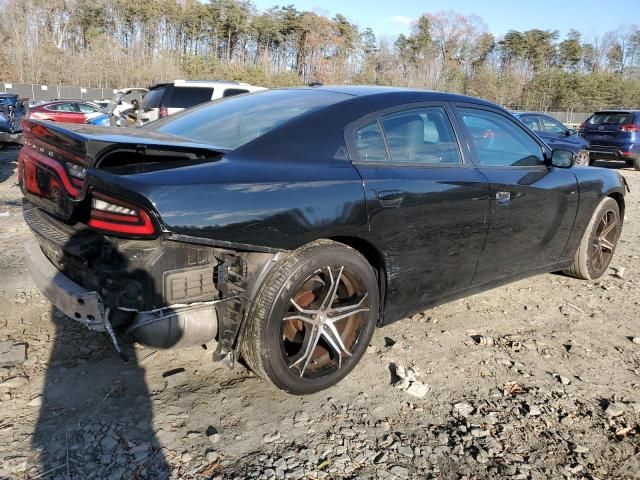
148 89 348 150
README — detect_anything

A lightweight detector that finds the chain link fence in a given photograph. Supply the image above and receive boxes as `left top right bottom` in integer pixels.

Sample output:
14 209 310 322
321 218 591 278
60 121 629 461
0 82 116 101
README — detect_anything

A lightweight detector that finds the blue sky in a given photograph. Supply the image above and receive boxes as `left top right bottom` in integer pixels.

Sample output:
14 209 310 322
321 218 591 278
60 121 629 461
251 0 640 40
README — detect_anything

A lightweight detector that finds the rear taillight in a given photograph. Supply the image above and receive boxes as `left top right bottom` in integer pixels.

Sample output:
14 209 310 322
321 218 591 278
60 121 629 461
579 123 586 130
88 191 156 237
159 106 168 118
620 124 640 132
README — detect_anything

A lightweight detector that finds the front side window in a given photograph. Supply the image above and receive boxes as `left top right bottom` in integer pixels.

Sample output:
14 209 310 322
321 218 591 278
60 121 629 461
46 103 77 112
354 121 389 162
458 108 544 167
542 116 567 134
379 107 461 164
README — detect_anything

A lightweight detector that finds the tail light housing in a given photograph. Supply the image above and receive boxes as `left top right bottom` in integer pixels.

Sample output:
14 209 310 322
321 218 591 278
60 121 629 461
88 191 157 237
620 124 640 132
159 106 168 118
578 123 586 130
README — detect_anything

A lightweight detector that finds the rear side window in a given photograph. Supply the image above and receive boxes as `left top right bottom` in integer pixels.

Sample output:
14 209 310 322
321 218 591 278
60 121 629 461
46 103 77 112
355 122 389 162
223 88 249 98
168 87 214 108
151 89 347 150
380 107 462 164
458 108 544 167
141 87 167 109
588 112 635 125
520 116 541 132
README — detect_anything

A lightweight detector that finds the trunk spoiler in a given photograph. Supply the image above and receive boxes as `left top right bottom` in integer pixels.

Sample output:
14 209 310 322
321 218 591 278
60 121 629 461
19 120 227 221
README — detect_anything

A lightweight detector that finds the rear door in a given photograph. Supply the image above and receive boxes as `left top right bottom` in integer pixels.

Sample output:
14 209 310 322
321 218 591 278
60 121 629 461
453 104 579 284
347 103 490 320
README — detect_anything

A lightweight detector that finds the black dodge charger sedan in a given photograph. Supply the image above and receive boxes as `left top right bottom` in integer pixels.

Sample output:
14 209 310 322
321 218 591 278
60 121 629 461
19 86 627 394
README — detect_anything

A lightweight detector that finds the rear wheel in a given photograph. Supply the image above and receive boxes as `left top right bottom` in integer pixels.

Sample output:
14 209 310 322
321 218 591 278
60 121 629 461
564 197 621 280
575 149 590 166
241 240 379 394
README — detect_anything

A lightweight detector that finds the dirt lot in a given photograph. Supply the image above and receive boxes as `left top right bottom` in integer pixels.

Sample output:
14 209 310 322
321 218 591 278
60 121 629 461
0 145 639 480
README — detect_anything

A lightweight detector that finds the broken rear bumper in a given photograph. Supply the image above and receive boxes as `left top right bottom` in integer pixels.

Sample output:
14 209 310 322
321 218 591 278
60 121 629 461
25 238 107 330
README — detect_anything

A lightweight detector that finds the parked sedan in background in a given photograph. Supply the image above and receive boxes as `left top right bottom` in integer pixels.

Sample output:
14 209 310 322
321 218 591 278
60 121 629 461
27 100 106 124
579 110 640 170
19 87 626 394
515 112 590 166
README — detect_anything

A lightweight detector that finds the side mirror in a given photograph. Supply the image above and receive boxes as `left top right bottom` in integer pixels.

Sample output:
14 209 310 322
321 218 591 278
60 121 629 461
565 128 575 136
551 149 575 168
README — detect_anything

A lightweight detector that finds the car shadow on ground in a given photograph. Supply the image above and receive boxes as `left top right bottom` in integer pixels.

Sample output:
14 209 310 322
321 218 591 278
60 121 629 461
31 310 170 479
0 144 20 185
31 229 171 479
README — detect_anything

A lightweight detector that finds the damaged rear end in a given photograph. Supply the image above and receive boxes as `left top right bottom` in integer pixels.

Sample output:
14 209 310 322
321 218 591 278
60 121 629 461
19 119 263 358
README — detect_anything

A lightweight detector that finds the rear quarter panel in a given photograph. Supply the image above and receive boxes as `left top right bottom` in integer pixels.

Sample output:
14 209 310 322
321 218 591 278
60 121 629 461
561 166 626 258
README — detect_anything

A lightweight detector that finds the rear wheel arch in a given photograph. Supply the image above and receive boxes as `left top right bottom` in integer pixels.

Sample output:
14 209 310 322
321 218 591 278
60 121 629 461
608 192 625 223
329 236 387 324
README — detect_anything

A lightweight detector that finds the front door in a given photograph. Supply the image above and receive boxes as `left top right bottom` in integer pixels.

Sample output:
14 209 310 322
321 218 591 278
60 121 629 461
347 104 490 321
453 105 579 284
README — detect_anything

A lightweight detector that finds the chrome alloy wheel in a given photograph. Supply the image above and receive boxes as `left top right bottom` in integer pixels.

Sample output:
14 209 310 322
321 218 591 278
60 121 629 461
281 266 369 378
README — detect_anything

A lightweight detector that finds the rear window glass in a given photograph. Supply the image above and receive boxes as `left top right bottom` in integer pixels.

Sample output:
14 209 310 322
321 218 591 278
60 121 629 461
149 89 347 150
168 86 214 108
588 113 635 125
141 87 167 109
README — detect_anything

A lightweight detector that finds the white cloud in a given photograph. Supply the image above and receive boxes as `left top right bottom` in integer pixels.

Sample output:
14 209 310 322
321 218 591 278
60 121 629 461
389 15 415 27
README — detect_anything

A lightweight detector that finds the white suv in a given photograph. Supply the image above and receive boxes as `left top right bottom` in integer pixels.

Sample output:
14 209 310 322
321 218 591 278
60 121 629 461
139 80 266 123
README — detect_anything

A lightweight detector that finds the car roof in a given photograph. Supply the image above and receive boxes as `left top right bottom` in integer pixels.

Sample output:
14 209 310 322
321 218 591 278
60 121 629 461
148 80 264 89
593 110 640 114
289 85 501 108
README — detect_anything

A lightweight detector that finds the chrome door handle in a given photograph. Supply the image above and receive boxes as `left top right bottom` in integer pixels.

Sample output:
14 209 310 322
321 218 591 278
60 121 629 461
378 190 404 207
496 191 510 206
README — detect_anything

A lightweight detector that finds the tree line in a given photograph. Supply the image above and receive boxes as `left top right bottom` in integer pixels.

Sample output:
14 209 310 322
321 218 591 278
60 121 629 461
0 0 639 110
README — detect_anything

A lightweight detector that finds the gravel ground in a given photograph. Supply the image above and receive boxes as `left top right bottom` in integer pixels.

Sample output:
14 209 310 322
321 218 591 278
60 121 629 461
0 145 639 480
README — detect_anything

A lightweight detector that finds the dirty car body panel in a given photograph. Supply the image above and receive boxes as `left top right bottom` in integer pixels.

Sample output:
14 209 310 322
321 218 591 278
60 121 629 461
19 87 627 366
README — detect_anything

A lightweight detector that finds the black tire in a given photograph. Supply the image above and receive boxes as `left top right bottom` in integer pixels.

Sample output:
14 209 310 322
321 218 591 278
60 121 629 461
240 239 379 394
564 197 621 280
634 157 640 171
625 158 634 166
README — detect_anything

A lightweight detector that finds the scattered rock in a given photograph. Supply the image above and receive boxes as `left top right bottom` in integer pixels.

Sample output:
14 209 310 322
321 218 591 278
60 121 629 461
605 403 625 418
0 342 26 367
0 376 28 389
391 364 430 398
263 432 281 443
163 368 189 388
453 402 474 417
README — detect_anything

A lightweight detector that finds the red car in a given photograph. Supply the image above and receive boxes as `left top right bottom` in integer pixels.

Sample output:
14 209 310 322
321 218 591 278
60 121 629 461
27 100 105 124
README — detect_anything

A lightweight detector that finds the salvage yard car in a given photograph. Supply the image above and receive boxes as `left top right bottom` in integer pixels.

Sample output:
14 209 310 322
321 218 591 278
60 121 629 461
18 87 627 394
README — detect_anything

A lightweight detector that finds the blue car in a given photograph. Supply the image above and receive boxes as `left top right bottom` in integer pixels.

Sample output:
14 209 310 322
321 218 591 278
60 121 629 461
579 110 640 170
515 112 590 166
0 93 25 143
